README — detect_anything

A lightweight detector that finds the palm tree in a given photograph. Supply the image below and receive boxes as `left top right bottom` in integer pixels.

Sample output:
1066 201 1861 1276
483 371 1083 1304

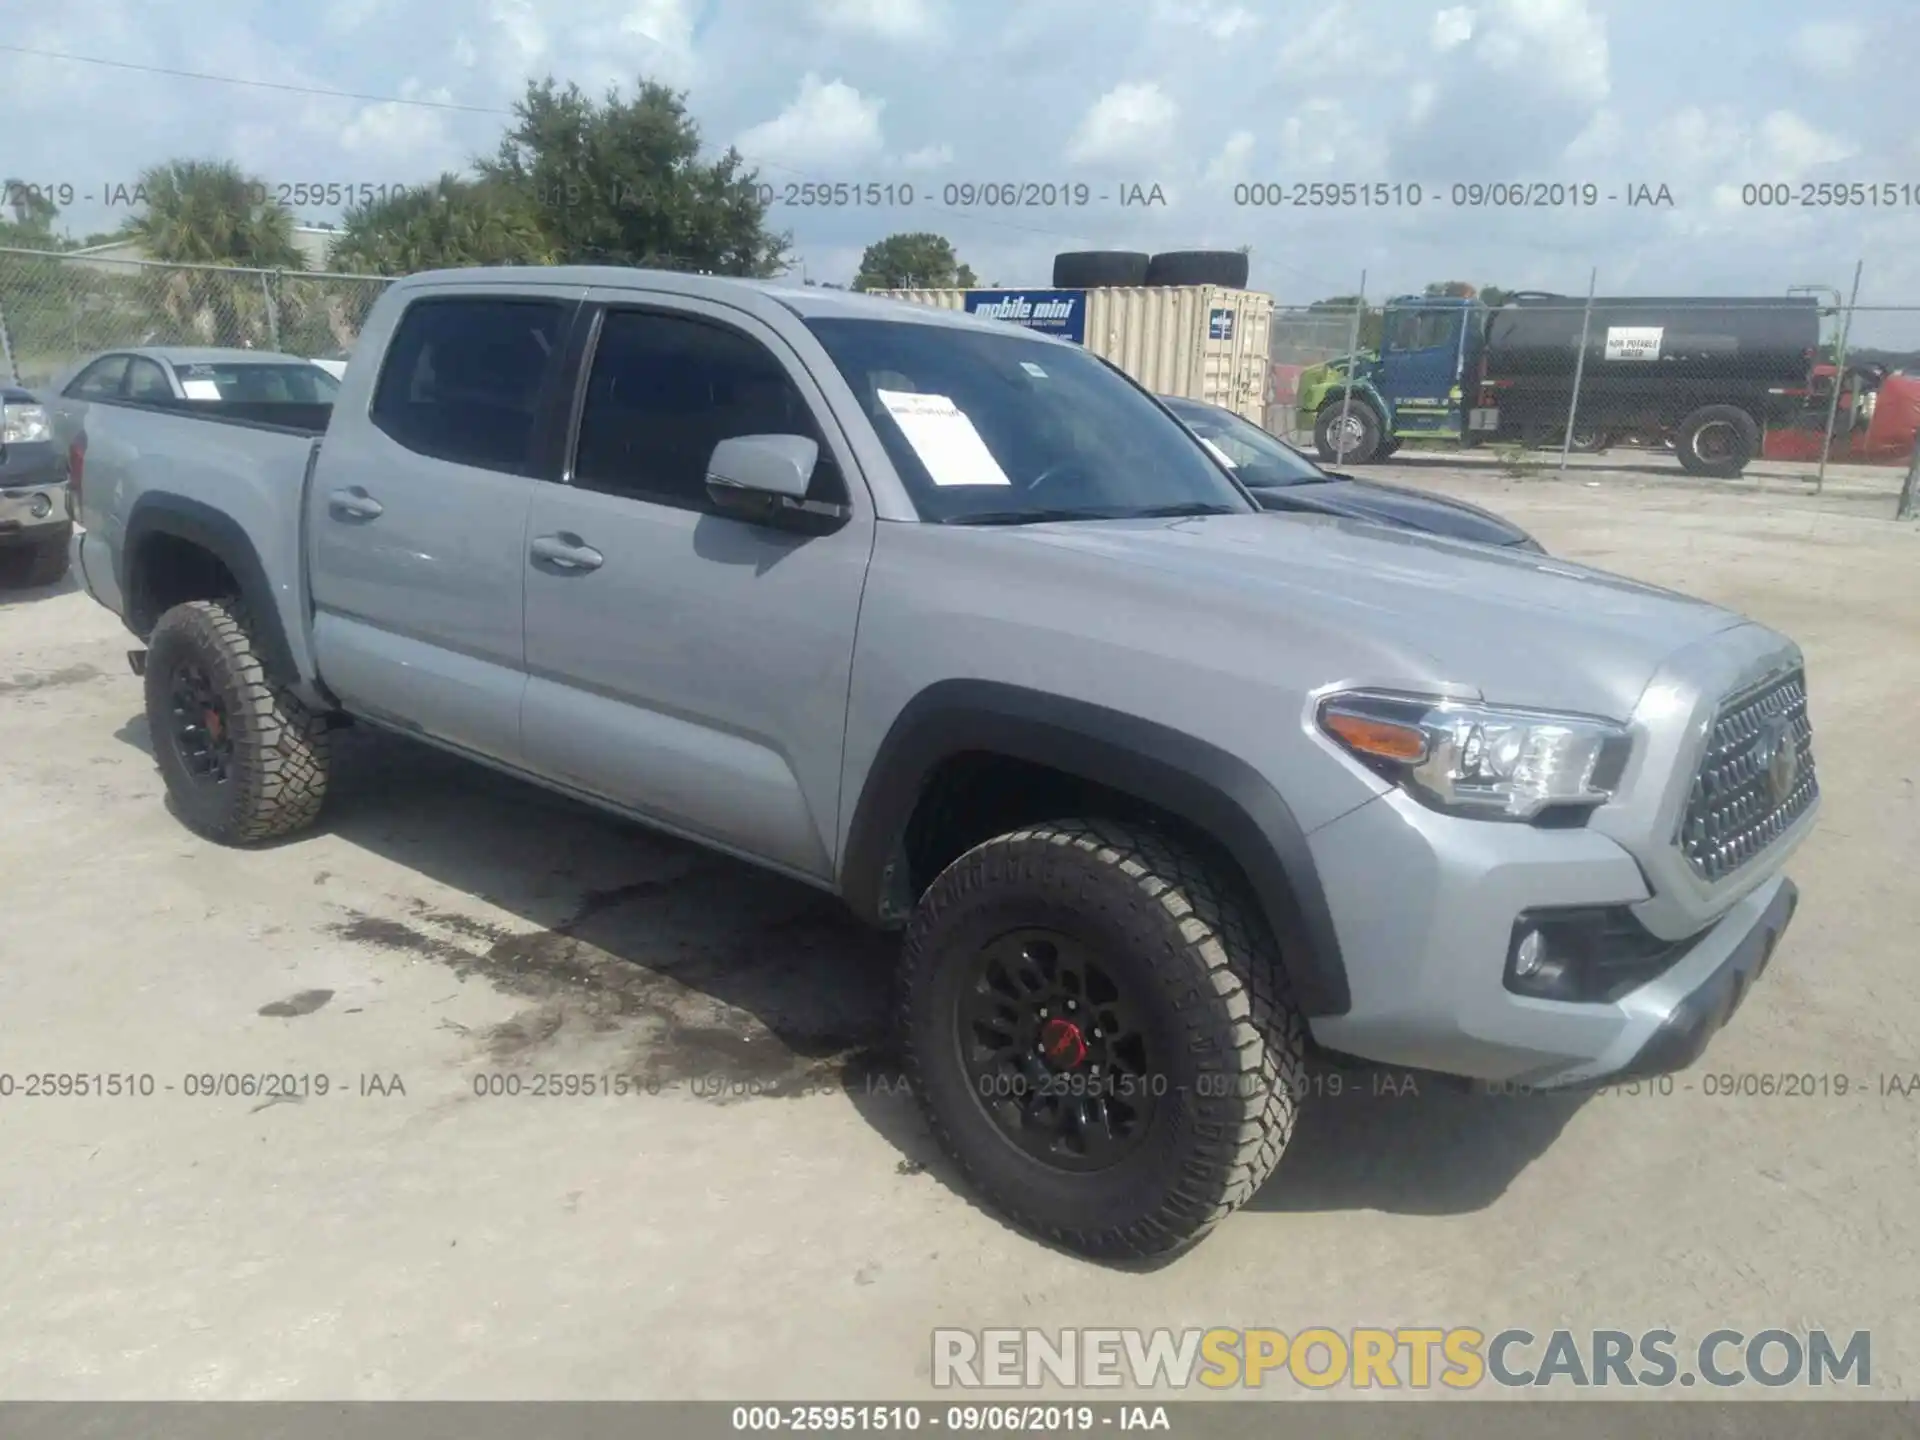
118 159 305 347
120 159 303 268
331 173 552 276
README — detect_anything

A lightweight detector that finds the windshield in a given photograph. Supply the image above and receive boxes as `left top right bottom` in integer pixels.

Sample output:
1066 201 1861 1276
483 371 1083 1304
173 362 340 404
1161 399 1331 488
803 317 1254 523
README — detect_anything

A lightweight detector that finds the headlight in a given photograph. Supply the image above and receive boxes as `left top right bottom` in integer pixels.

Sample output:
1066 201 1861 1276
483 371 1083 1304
1317 690 1632 821
2 403 51 444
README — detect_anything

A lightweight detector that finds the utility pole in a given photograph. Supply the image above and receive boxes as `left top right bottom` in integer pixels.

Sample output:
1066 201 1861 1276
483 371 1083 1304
1332 269 1367 464
1558 267 1598 476
1815 260 1864 495
1898 436 1920 521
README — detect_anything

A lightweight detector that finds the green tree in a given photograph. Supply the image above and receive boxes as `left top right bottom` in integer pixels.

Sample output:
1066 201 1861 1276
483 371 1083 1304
1423 280 1477 298
118 159 304 268
1479 285 1515 307
331 174 552 275
851 232 978 291
1307 294 1382 349
478 76 788 275
2 180 62 245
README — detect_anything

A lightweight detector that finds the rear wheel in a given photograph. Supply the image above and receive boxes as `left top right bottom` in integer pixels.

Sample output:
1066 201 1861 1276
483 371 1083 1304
144 598 332 845
1675 405 1759 478
898 819 1307 1260
1314 400 1382 464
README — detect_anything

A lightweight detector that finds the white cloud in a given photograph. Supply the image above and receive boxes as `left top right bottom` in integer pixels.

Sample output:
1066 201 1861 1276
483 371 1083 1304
1431 6 1474 50
735 74 885 169
1759 110 1856 172
1789 21 1865 78
1276 3 1369 72
451 36 478 68
1405 80 1438 123
1203 130 1256 184
1064 82 1177 164
900 143 953 170
1152 0 1259 39
337 81 459 166
1472 0 1608 105
1275 99 1385 172
1563 105 1622 162
813 0 939 42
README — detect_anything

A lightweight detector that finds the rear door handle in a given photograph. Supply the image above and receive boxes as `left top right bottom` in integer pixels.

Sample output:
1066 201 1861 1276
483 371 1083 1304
530 534 604 571
328 487 383 519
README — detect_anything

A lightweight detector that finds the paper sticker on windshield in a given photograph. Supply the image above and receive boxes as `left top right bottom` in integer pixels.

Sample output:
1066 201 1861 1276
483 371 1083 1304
180 379 222 399
1020 361 1048 378
876 389 1011 486
1200 438 1237 467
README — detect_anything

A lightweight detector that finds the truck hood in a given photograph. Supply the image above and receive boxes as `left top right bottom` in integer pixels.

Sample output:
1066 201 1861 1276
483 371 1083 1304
993 511 1748 719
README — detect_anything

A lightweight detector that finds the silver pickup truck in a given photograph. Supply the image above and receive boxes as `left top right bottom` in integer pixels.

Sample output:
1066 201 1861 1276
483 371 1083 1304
68 266 1819 1259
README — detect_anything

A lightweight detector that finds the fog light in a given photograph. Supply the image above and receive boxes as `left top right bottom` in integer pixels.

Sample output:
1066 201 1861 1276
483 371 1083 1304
1514 928 1546 977
30 492 52 518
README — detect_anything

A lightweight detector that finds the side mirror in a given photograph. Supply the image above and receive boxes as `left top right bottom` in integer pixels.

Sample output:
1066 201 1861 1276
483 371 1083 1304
705 434 850 534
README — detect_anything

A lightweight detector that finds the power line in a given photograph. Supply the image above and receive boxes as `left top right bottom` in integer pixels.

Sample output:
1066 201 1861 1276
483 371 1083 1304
0 44 512 114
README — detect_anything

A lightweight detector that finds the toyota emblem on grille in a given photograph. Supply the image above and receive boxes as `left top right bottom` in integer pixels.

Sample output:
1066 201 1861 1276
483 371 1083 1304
1752 714 1800 805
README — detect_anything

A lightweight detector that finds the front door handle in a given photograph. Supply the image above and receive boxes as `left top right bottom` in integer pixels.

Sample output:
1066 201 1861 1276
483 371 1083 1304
530 534 604 571
328 487 383 519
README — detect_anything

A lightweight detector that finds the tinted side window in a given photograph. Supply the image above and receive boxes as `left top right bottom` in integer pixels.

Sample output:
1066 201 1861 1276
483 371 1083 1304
371 297 567 475
573 309 845 511
125 358 172 401
68 356 130 398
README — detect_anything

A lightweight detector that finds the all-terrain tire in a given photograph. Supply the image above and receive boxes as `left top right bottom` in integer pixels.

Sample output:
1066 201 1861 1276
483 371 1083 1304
897 819 1308 1260
1314 399 1383 464
1675 404 1759 478
144 598 331 845
1051 250 1151 288
0 524 71 589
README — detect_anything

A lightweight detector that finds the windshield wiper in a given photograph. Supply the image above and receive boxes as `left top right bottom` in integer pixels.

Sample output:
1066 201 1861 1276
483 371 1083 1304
1124 502 1243 517
939 507 1126 525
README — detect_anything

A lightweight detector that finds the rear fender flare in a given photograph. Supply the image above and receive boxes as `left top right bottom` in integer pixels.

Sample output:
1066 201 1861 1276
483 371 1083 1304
122 492 302 689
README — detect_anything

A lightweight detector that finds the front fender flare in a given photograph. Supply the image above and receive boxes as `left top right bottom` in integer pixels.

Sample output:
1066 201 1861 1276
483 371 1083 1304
838 680 1352 1017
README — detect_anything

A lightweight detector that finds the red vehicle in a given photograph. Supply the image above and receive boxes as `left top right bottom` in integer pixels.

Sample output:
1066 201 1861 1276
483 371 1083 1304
1763 364 1920 465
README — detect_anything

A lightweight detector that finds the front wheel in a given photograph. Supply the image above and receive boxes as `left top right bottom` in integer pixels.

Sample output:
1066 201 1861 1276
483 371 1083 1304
144 598 332 845
0 525 71 589
898 820 1308 1260
1314 401 1382 464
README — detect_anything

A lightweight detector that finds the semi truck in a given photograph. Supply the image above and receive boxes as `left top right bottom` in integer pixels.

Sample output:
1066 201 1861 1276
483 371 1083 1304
1295 293 1829 477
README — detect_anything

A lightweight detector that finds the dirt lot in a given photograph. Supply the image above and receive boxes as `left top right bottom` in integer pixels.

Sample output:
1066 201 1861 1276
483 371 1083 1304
2 456 1917 1400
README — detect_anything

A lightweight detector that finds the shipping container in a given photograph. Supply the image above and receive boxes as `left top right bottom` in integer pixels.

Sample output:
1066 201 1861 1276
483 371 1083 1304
869 285 1274 424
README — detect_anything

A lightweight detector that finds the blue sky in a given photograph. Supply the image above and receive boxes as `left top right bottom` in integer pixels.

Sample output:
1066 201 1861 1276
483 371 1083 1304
5 0 1914 343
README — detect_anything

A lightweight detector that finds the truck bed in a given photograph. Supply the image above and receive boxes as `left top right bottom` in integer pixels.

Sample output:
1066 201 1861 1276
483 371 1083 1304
70 394 327 693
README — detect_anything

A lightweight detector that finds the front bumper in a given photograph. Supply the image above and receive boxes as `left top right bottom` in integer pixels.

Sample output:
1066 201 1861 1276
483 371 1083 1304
0 465 69 546
1303 785 1805 1088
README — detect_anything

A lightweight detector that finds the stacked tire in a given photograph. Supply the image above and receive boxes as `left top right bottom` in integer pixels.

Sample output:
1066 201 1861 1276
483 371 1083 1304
1051 250 1251 290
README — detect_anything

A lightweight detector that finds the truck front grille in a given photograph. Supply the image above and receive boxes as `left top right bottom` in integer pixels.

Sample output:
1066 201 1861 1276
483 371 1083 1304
1679 669 1817 882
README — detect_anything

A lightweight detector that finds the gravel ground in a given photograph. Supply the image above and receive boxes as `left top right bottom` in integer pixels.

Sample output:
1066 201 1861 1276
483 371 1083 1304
1 456 1916 1401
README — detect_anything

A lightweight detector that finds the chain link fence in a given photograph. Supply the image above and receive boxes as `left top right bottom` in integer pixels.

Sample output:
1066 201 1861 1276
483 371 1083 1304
1265 274 1920 507
0 247 393 391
